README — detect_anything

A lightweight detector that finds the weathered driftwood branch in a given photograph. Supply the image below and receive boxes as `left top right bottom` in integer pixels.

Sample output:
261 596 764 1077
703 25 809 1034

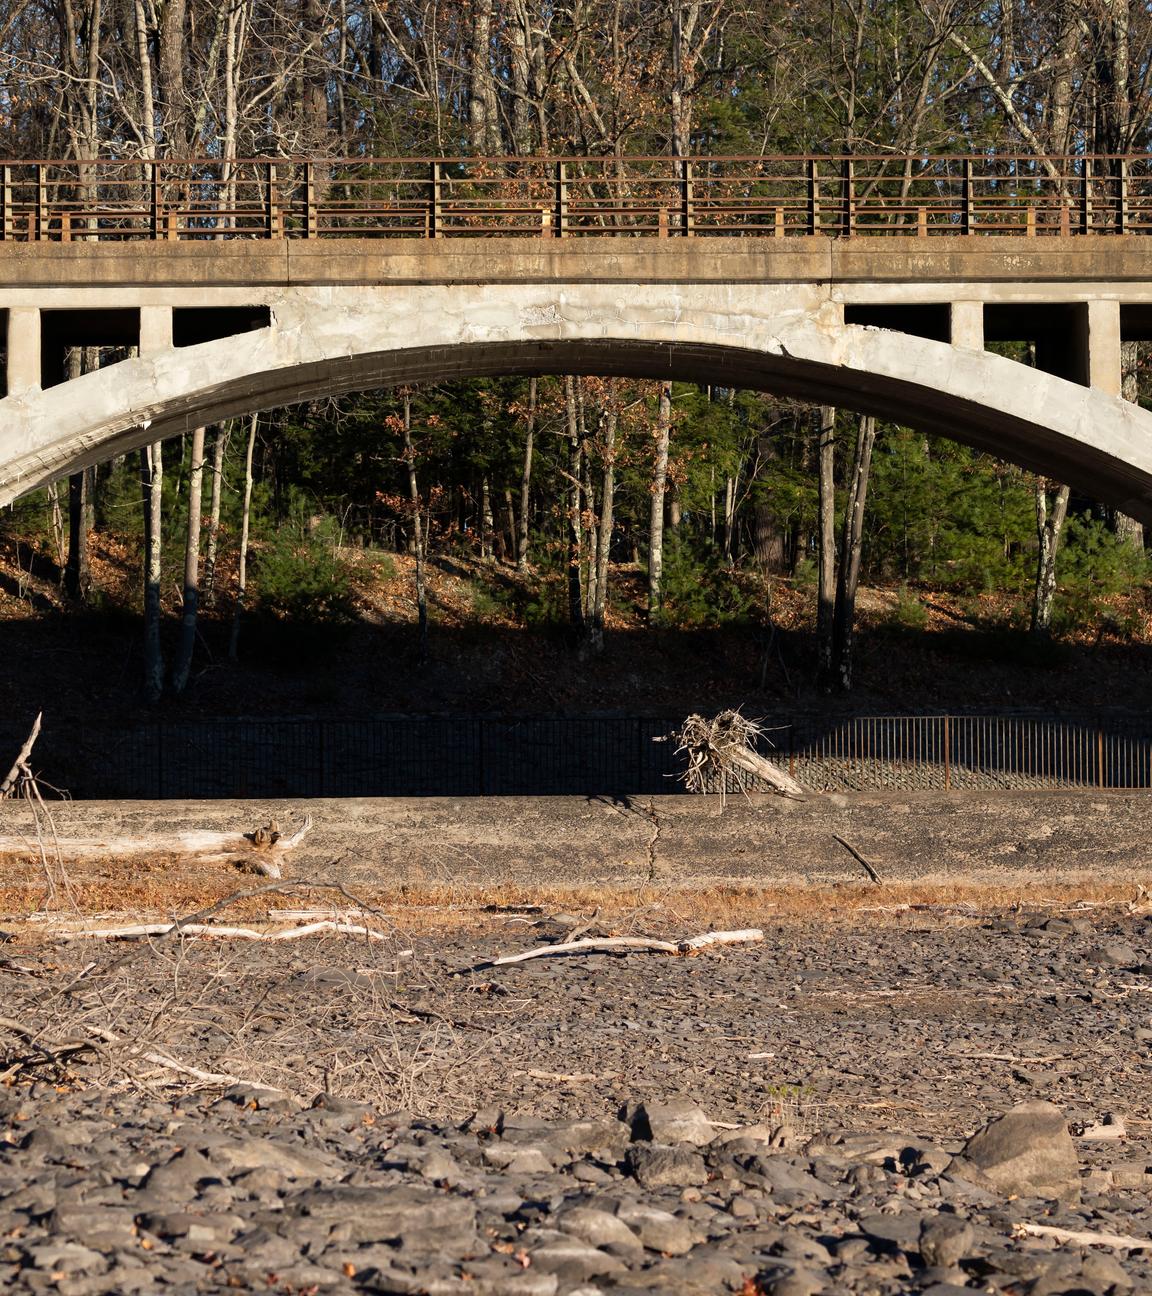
832 834 884 884
84 1024 295 1094
0 712 42 798
0 815 313 878
57 918 386 943
478 928 764 969
1016 1222 1151 1251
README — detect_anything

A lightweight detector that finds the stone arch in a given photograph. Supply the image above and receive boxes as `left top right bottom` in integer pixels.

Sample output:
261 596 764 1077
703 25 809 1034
3 283 1152 519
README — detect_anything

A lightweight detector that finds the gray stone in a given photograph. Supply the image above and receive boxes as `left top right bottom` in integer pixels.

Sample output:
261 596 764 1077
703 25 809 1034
615 1202 696 1255
918 1214 974 1267
528 1237 627 1281
962 1100 1080 1202
627 1143 709 1188
48 1206 138 1251
1110 1158 1152 1189
285 1184 476 1247
23 1242 107 1275
558 1206 643 1256
633 1100 716 1147
757 1265 825 1296
1086 941 1139 967
139 1148 220 1198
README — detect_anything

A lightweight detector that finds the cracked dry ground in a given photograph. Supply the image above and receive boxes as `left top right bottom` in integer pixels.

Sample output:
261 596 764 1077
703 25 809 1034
2 903 1151 1295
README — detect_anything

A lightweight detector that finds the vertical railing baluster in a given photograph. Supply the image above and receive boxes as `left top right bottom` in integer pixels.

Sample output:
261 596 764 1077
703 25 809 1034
150 160 162 240
554 160 567 238
1117 157 1128 234
807 158 820 235
680 158 695 236
961 158 973 234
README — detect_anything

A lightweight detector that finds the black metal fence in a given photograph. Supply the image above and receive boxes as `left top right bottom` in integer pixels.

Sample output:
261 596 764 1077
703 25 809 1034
13 712 1152 800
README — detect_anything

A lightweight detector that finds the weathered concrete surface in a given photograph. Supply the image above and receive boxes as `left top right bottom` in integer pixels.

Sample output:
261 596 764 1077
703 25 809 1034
7 235 1152 288
3 792 1150 890
6 281 1152 518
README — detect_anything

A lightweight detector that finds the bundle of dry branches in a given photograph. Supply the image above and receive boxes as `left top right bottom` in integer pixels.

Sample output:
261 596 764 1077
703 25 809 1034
666 710 804 803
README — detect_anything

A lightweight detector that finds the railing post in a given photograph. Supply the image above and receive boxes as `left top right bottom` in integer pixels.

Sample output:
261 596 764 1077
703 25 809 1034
1117 157 1128 234
429 160 441 238
1081 158 1093 235
0 166 11 241
302 160 317 238
264 162 280 238
150 161 162 240
807 158 820 235
35 162 47 241
841 157 855 236
680 158 695 236
554 160 567 238
961 157 973 235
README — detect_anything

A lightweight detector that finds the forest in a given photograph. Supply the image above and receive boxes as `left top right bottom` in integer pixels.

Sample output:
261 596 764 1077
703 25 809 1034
2 0 1152 709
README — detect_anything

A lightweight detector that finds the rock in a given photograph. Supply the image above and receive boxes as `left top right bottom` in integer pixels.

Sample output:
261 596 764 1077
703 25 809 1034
633 1100 716 1147
626 1143 709 1189
918 1214 974 1267
615 1203 695 1255
283 1184 476 1248
1086 941 1139 967
528 1237 627 1282
139 1148 220 1198
756 1264 825 1296
1109 1159 1152 1190
1080 1251 1134 1290
557 1206 643 1256
1079 1112 1126 1140
858 1212 922 1254
962 1101 1080 1202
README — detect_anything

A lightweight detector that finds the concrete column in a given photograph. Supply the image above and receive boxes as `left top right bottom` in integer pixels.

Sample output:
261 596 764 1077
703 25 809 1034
950 300 984 351
6 307 41 394
1079 298 1121 395
138 305 173 357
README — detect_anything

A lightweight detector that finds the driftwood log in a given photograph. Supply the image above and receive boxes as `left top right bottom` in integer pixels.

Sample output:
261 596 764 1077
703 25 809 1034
0 816 313 878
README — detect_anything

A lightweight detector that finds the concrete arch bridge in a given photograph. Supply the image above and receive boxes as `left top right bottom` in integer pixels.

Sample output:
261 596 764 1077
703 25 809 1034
3 155 1152 517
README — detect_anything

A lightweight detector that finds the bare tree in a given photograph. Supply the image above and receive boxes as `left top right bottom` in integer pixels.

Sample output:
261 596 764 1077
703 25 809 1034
172 426 206 694
647 382 672 616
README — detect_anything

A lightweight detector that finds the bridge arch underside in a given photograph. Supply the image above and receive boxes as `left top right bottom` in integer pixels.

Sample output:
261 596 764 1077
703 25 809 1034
7 312 1152 522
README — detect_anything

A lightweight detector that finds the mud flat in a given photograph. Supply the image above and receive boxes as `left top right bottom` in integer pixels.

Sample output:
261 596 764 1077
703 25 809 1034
1 890 1151 1294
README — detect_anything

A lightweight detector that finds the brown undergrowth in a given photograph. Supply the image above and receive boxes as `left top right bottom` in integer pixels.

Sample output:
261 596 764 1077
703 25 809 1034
0 854 1146 939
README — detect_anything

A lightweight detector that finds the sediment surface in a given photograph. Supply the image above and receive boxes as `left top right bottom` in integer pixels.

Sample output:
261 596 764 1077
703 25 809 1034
2 889 1151 1294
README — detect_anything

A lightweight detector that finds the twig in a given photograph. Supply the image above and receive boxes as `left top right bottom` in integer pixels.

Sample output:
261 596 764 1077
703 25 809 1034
832 834 883 884
83 1024 297 1096
0 713 41 798
468 928 763 971
1016 1222 1151 1251
56 920 388 943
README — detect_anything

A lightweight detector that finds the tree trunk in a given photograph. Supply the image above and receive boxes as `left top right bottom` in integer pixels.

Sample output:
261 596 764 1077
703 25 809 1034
47 483 65 576
648 381 672 615
517 377 536 571
204 423 229 605
141 442 165 702
1116 341 1144 549
565 376 585 633
589 409 617 655
469 0 499 153
402 392 428 662
172 425 205 694
228 414 257 662
816 405 836 683
64 468 92 601
1032 481 1071 636
480 475 493 560
829 414 877 692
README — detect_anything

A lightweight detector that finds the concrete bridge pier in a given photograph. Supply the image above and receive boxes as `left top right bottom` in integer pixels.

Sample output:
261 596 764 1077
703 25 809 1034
6 307 40 395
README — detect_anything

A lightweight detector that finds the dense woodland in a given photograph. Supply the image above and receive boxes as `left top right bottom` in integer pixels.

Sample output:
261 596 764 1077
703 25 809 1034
3 1 1152 705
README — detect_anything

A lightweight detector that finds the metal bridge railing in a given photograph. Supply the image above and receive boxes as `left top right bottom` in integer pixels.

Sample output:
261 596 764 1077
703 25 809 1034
1 155 1150 243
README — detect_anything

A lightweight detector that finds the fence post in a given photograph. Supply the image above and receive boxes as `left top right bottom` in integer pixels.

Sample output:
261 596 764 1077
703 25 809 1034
429 160 442 238
264 162 280 238
943 715 951 790
0 166 10 241
35 163 47 241
961 158 973 235
1117 157 1128 234
302 160 317 238
807 158 820 235
150 161 162 240
841 157 854 236
680 158 695 236
554 160 567 238
1098 725 1105 788
1081 158 1093 235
